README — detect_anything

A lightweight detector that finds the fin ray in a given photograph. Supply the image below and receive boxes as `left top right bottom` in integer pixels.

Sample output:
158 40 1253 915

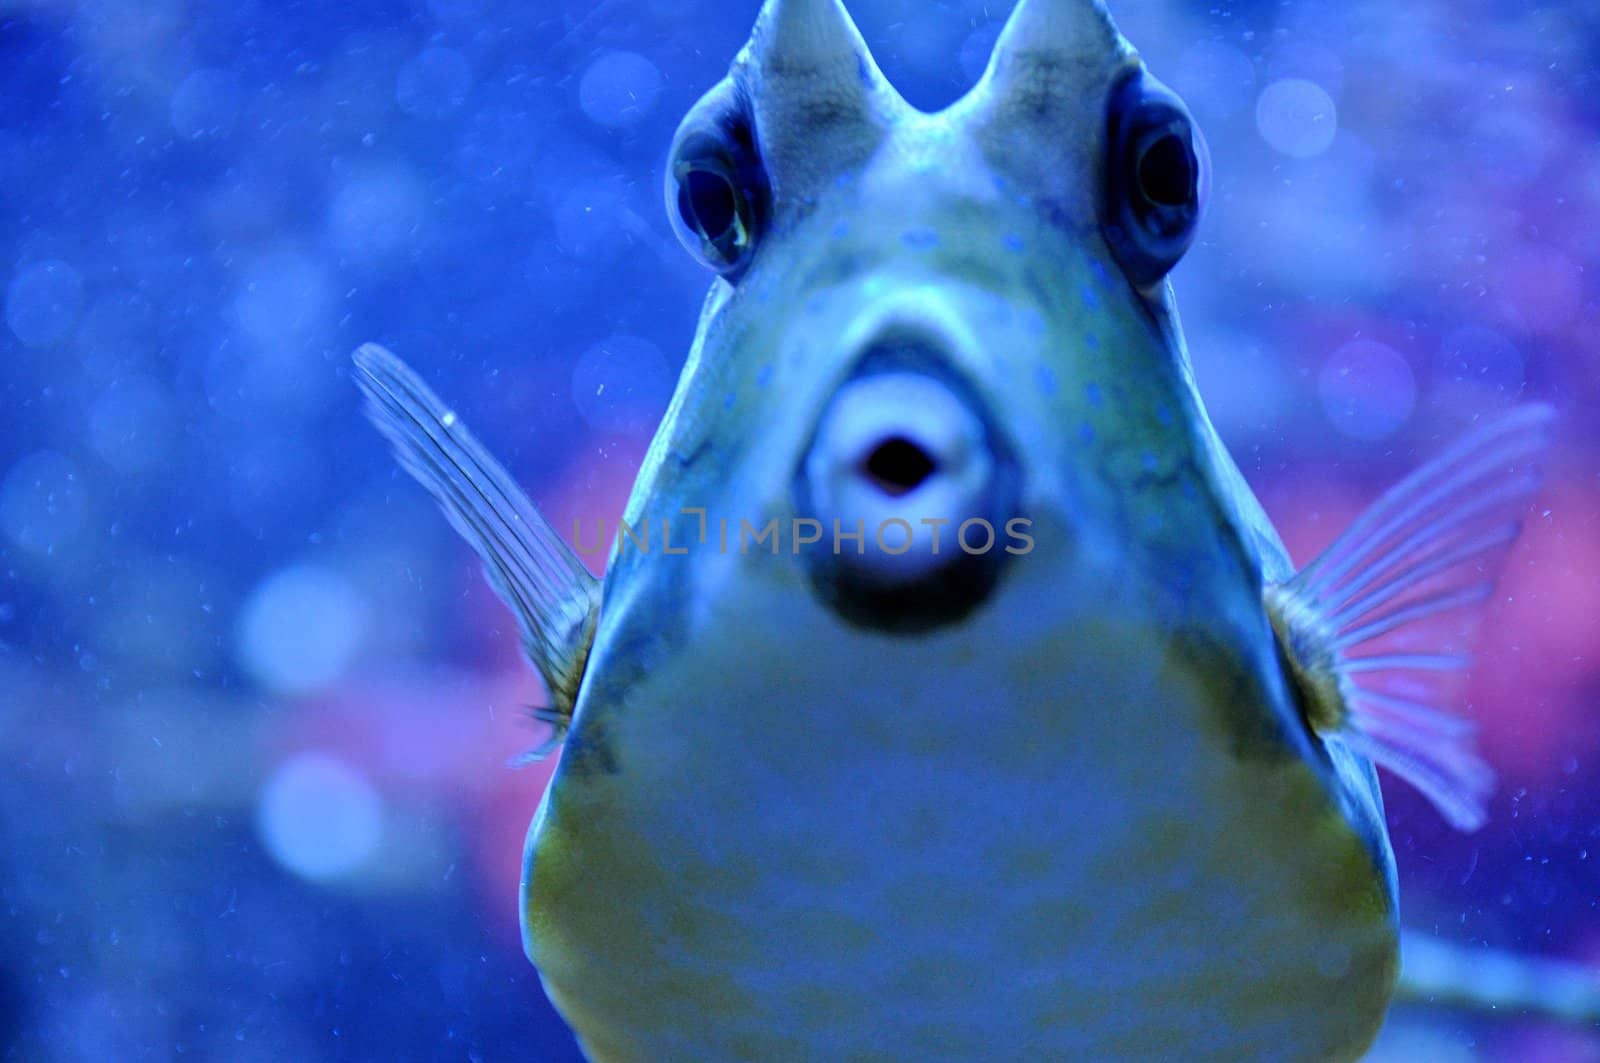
1354 689 1478 738
1325 522 1519 632
1338 729 1491 831
1342 652 1470 674
1330 582 1494 652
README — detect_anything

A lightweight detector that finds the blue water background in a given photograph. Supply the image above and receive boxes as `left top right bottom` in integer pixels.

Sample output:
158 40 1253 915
3 1 1598 1059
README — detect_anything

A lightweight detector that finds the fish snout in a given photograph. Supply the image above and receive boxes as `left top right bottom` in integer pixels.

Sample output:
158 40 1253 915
795 342 1021 632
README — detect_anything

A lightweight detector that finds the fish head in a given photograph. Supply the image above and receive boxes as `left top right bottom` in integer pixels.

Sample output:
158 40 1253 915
645 0 1274 653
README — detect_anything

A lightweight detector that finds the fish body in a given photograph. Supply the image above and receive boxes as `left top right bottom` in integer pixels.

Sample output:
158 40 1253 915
354 0 1557 1059
527 548 1400 1060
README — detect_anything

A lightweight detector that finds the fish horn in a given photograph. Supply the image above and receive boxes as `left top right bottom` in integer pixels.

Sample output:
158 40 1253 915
977 0 1132 100
735 0 901 201
956 0 1135 217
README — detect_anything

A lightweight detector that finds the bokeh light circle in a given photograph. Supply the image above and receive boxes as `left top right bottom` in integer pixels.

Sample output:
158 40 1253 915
1255 78 1338 159
328 165 427 261
88 375 176 475
570 334 676 435
6 259 84 347
236 563 369 696
256 752 383 882
578 51 662 127
1317 339 1416 441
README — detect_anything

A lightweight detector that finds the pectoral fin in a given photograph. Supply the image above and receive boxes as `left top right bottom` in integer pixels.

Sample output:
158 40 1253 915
1266 405 1555 831
353 343 601 755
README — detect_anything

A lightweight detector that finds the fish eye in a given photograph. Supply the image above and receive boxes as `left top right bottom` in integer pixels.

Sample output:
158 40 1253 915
666 117 768 278
1102 68 1210 291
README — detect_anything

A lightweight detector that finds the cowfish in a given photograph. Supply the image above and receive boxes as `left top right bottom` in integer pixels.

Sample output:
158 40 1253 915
353 0 1593 1058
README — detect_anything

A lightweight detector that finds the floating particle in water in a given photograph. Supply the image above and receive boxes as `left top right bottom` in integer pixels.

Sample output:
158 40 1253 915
571 335 675 435
1255 78 1338 159
169 68 241 138
236 563 368 696
578 50 663 128
257 752 383 882
396 46 472 119
6 259 84 347
1318 338 1415 442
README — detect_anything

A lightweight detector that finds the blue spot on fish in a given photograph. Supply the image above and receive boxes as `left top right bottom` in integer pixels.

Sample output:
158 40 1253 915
1080 283 1100 311
1085 382 1103 408
1084 332 1100 350
1079 422 1095 443
1091 259 1111 286
756 364 772 387
901 227 940 251
1003 233 1024 253
832 220 850 240
723 391 736 409
1142 452 1158 472
1035 364 1058 396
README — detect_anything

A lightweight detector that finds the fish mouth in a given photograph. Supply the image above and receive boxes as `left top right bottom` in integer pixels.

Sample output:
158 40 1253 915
791 333 1023 635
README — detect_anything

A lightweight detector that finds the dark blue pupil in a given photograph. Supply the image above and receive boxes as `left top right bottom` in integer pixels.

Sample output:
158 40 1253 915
682 169 737 242
1138 133 1193 207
